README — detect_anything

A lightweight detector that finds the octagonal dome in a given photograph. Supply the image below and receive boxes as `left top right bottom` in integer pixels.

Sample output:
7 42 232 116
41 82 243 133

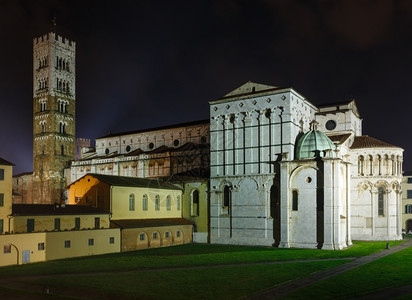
295 129 336 160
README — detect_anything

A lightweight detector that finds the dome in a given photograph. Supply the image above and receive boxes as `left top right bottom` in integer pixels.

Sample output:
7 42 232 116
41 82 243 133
295 129 336 160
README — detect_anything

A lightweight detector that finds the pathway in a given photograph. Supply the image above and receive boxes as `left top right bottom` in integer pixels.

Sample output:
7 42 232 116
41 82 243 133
248 239 412 299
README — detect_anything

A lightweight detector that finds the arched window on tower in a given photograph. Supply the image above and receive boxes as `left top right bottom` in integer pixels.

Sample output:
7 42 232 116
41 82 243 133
61 144 64 155
59 122 66 134
192 190 199 216
41 122 46 133
378 187 384 216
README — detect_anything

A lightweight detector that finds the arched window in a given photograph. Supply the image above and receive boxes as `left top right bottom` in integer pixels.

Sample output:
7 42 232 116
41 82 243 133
142 194 148 210
377 155 382 175
166 195 171 211
192 190 199 216
384 154 389 175
129 194 135 211
223 186 231 207
378 187 384 216
41 121 46 133
369 155 373 175
358 156 364 176
61 145 64 155
155 195 160 211
292 190 298 211
177 195 180 210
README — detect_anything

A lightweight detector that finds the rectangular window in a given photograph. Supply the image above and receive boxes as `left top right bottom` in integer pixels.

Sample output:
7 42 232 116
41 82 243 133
406 205 412 214
408 178 412 184
292 191 298 211
140 233 145 241
165 231 169 238
4 245 11 253
0 169 4 180
88 238 94 246
0 193 3 206
408 190 412 199
54 218 61 231
176 231 181 238
177 197 180 210
153 232 158 240
109 237 115 244
64 240 71 248
38 242 45 251
0 219 3 233
95 217 100 229
75 217 80 229
27 219 35 233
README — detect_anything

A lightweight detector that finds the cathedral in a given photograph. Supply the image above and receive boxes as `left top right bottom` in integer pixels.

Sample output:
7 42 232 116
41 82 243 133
12 33 404 250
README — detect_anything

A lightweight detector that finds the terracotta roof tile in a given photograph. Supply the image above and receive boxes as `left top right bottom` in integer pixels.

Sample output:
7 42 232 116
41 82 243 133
110 218 193 228
350 136 401 149
68 173 182 191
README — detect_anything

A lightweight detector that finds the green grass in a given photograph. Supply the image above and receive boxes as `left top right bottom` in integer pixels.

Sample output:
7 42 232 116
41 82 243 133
29 260 349 300
283 245 412 299
0 241 403 278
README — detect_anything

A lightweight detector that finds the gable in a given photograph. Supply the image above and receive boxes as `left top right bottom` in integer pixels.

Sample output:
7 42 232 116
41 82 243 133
224 81 278 97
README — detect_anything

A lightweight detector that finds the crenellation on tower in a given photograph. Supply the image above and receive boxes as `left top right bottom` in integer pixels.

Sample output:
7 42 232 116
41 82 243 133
32 32 76 204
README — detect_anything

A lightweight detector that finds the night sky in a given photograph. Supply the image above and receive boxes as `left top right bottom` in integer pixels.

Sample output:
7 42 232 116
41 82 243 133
1 0 412 175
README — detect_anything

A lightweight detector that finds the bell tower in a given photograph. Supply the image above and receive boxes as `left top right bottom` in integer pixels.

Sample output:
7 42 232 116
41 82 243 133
32 33 76 204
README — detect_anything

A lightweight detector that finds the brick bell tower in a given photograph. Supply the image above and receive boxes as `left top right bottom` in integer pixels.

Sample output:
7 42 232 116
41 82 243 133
32 32 76 204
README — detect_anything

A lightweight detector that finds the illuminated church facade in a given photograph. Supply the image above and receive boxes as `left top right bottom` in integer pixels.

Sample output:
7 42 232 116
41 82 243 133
209 82 403 249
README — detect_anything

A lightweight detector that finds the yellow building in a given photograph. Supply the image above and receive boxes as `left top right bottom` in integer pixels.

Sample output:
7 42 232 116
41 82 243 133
67 173 193 251
0 158 13 234
0 158 120 267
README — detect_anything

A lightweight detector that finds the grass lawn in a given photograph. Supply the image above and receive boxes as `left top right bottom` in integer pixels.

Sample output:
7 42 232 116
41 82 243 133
283 244 412 299
0 240 407 299
28 260 348 299
0 240 402 278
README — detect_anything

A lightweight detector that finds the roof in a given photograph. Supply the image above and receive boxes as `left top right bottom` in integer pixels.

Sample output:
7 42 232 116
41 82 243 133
12 204 110 216
211 81 292 103
110 218 193 229
350 136 402 149
98 119 209 139
327 133 351 145
316 100 361 118
0 157 14 166
70 173 182 191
